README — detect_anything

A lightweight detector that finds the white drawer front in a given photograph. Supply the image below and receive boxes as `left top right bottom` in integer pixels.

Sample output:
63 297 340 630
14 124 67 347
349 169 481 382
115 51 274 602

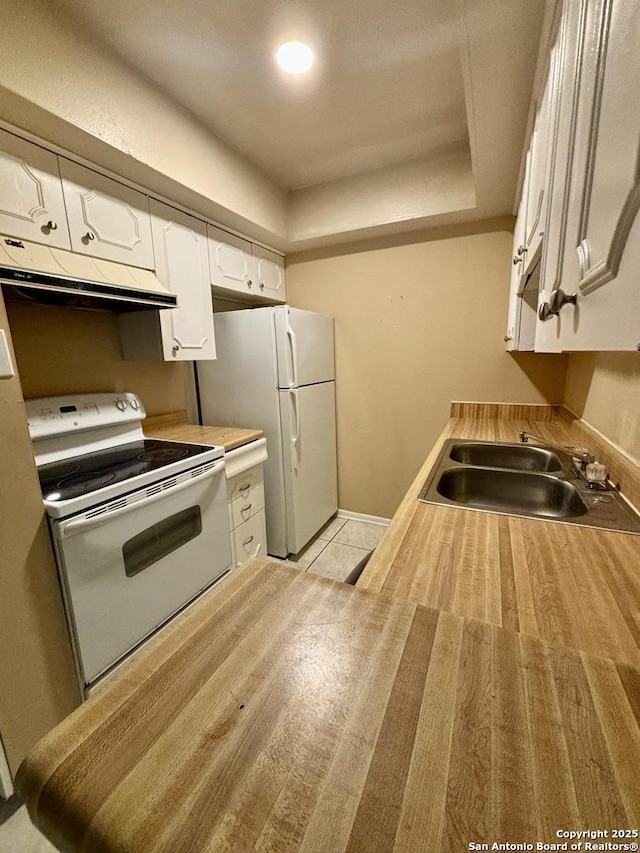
232 510 267 568
230 484 264 530
227 464 263 501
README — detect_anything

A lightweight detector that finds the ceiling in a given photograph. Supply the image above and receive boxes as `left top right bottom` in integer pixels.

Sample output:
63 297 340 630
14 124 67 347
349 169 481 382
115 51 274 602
50 0 547 248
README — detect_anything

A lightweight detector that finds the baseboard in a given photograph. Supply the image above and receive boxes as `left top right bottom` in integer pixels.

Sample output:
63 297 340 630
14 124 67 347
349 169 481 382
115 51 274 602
336 509 391 526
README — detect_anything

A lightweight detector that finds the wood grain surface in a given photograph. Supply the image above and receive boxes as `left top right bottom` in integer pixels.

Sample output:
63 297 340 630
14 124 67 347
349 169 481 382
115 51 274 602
16 561 640 853
144 411 264 452
361 412 640 667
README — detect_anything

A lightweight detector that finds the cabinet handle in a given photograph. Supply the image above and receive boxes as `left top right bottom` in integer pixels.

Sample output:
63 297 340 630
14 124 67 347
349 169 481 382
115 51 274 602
242 535 254 546
84 231 95 241
241 503 252 512
239 483 251 492
516 245 526 256
247 279 253 288
259 282 264 290
548 288 577 314
46 220 58 231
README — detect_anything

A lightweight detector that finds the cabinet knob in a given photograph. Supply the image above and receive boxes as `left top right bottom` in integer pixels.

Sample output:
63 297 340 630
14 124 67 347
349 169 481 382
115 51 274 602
172 344 179 356
45 220 58 231
516 245 526 256
513 256 520 265
548 288 577 314
84 231 95 241
247 279 253 288
504 335 512 342
259 282 265 290
538 301 553 322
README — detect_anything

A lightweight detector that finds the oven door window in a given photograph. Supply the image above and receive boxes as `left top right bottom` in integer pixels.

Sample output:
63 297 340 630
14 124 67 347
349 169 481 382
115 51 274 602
122 506 203 578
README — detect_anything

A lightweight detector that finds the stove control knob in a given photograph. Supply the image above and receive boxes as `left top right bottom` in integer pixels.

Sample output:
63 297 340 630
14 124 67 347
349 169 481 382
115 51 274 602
130 397 140 410
115 398 127 412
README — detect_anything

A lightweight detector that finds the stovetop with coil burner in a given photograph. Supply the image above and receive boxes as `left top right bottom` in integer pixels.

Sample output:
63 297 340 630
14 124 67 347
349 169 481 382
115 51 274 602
37 438 218 503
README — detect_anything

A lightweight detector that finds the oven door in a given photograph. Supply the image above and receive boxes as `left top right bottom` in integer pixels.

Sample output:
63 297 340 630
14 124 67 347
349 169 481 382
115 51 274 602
51 459 231 687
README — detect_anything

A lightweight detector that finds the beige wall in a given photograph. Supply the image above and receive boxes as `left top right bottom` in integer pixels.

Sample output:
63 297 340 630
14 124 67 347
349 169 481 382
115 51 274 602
0 294 80 776
0 0 287 245
286 219 567 518
6 303 193 415
564 353 640 463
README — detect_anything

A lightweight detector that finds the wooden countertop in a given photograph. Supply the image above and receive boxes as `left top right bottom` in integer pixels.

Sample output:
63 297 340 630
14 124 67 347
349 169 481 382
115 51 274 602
361 409 640 667
143 411 263 452
17 560 640 852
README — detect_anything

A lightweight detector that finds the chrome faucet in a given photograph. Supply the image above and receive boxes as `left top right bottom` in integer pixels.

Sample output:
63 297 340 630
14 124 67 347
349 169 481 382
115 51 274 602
519 431 594 466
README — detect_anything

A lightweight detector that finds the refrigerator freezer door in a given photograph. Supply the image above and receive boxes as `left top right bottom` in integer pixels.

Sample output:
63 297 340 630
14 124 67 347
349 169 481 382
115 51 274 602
279 382 338 554
274 306 335 388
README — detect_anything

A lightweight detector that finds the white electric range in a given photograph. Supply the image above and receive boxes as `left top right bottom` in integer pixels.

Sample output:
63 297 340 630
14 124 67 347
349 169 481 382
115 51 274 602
27 392 232 695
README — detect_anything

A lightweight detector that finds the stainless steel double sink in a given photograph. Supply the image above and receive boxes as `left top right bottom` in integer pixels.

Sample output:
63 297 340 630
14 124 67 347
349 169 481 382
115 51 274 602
418 439 640 534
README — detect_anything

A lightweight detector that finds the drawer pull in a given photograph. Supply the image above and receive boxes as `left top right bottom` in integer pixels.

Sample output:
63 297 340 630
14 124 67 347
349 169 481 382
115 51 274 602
239 484 251 492
241 503 252 512
242 535 254 546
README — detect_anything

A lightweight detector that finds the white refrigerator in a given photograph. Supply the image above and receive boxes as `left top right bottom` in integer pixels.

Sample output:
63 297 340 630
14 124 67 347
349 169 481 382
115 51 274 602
196 306 337 557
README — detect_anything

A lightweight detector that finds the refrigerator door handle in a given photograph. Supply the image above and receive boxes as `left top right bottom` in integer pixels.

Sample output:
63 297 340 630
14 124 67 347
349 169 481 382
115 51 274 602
285 318 299 388
289 389 300 473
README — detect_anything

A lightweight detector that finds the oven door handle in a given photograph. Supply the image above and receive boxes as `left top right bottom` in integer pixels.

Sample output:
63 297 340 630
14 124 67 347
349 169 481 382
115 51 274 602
57 460 225 539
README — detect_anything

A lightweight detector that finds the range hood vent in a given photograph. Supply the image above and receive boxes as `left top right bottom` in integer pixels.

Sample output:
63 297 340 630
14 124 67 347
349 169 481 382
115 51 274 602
0 236 177 312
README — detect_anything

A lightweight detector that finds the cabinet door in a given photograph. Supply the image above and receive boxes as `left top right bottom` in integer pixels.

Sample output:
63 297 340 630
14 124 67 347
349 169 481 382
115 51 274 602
151 200 216 360
506 196 527 350
253 244 286 302
522 65 554 273
60 159 154 269
207 224 255 295
0 129 71 249
557 0 640 350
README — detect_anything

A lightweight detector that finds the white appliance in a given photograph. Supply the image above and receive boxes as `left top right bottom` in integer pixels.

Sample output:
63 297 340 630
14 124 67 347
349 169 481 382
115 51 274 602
27 393 232 694
196 306 337 557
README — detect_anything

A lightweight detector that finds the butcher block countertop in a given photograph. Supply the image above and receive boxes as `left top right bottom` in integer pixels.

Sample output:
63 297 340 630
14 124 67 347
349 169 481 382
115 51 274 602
361 403 640 668
16 560 640 852
144 410 263 452
16 403 640 851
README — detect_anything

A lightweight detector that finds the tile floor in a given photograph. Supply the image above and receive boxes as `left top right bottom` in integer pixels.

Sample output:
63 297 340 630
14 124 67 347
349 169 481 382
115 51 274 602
274 516 388 582
0 515 389 851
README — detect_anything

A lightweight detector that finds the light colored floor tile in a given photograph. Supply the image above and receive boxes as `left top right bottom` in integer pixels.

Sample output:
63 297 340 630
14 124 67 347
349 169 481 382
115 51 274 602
287 537 330 570
0 805 56 853
332 519 387 550
317 516 348 540
306 541 370 582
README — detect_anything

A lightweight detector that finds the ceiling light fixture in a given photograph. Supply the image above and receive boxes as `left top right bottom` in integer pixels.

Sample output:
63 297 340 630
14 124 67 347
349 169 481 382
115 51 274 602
275 41 315 74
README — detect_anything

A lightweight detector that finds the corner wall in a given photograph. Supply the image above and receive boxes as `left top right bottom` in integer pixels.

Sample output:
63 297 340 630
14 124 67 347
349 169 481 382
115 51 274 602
286 219 568 518
564 353 640 463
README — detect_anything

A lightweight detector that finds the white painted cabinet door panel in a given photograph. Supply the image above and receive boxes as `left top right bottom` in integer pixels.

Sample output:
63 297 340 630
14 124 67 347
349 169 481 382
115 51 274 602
523 67 553 271
0 129 71 249
60 159 154 269
207 224 255 295
506 195 527 351
557 0 640 350
151 200 216 360
253 245 286 302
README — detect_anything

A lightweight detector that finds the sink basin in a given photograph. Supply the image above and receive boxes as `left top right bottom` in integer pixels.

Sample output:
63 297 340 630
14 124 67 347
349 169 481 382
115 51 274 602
449 441 563 473
436 468 588 519
418 437 640 533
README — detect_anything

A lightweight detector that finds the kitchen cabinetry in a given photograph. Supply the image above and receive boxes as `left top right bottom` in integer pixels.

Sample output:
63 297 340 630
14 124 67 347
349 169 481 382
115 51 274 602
509 0 640 352
225 440 268 569
0 129 71 250
59 159 154 269
208 224 286 303
119 202 216 361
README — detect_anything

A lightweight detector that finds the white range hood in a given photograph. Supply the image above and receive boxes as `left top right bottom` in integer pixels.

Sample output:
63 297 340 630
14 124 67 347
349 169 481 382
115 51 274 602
0 235 176 311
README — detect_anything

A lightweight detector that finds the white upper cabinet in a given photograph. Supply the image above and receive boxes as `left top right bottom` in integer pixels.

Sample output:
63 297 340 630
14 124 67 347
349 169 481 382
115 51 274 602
208 224 286 303
555 0 640 349
253 245 286 301
524 0 640 351
522 67 553 275
59 159 154 269
207 224 255 295
0 129 71 249
151 201 215 360
119 202 215 361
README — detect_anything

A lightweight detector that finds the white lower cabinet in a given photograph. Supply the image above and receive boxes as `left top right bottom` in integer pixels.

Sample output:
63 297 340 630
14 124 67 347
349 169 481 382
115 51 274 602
224 440 268 570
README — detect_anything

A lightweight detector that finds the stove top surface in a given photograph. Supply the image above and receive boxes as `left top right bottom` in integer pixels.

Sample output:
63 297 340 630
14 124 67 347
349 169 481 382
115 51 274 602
38 439 219 503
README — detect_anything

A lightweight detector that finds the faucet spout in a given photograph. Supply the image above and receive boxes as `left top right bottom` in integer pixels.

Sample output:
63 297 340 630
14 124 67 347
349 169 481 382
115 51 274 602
519 431 594 466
